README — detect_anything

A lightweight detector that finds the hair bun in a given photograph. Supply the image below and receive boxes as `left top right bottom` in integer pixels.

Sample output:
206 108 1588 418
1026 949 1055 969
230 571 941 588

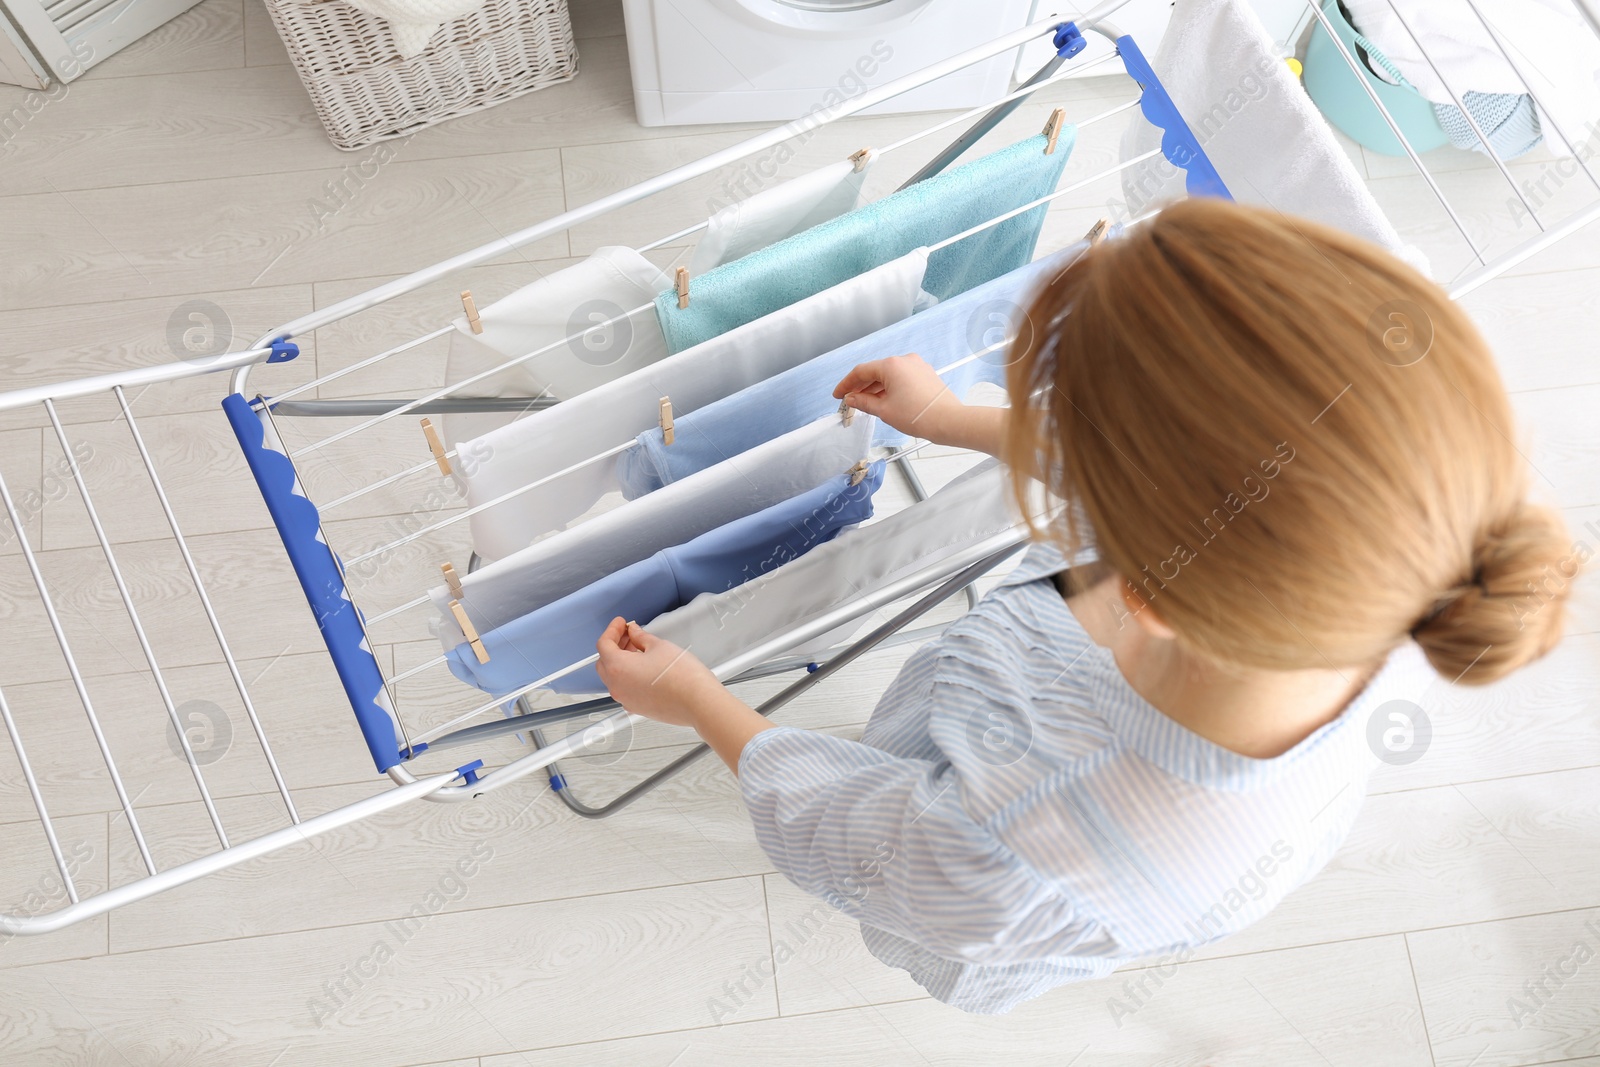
1413 505 1576 685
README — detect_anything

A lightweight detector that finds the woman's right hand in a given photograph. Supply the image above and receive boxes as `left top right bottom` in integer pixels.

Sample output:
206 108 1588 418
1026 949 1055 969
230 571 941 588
833 354 966 446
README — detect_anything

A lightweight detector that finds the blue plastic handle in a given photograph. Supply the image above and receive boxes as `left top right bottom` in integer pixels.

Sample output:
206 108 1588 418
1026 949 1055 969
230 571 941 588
1117 34 1233 202
222 393 405 773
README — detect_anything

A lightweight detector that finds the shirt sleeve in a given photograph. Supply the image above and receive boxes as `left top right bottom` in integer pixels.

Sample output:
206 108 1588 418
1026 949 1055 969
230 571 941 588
737 724 1090 965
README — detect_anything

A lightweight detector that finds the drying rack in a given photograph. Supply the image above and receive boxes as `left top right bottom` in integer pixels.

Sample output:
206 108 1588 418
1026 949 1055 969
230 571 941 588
4 0 1599 936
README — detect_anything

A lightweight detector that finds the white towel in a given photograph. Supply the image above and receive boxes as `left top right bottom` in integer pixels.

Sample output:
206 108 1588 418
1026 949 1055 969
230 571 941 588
342 0 485 58
689 153 877 274
649 459 1026 669
455 250 930 561
1343 0 1600 155
1120 0 1430 275
441 247 671 447
431 414 876 648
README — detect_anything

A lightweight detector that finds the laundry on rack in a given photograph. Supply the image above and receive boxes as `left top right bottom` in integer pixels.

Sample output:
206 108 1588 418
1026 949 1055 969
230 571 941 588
1119 0 1432 276
689 152 878 274
655 132 1075 353
445 462 885 696
441 247 672 446
616 238 1090 499
649 458 1032 671
454 251 930 561
432 412 877 650
1343 0 1600 156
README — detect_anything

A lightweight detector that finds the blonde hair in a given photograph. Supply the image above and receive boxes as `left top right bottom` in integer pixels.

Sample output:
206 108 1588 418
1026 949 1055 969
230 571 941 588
1004 198 1574 685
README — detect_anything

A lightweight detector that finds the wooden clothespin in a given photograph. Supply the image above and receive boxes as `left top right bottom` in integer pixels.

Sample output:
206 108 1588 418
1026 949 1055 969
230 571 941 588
1084 217 1110 246
441 562 464 599
420 418 452 476
675 267 690 310
837 399 854 427
659 396 675 446
449 600 490 664
848 147 872 172
1043 108 1067 155
461 290 482 335
848 459 869 486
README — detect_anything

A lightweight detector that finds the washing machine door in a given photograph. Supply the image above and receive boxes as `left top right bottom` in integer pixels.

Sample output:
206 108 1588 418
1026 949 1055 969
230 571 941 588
718 0 937 35
641 0 1031 124
771 0 900 9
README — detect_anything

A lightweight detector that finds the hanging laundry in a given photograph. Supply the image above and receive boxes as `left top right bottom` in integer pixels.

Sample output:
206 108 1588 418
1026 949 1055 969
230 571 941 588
1342 0 1600 157
649 459 1030 673
655 133 1075 353
432 413 877 650
445 462 885 696
1119 0 1431 275
689 153 878 273
616 239 1091 499
455 251 930 561
441 247 671 446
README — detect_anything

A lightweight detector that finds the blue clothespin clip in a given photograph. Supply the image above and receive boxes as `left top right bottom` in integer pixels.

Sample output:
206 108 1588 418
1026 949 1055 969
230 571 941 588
1054 21 1087 59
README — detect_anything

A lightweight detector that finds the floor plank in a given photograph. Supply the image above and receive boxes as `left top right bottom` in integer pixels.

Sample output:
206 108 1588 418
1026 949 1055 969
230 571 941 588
1518 382 1600 510
1462 267 1600 394
1184 772 1600 962
101 758 771 954
89 0 245 80
243 0 290 67
1410 907 1600 1067
485 935 1433 1067
0 150 568 312
570 0 624 41
0 877 773 1065
1367 633 1600 793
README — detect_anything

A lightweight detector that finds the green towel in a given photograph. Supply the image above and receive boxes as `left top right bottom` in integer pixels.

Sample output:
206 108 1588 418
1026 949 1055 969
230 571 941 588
656 131 1075 353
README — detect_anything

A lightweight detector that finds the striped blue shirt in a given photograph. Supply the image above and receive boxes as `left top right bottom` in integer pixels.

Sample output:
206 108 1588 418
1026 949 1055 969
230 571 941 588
738 541 1434 1013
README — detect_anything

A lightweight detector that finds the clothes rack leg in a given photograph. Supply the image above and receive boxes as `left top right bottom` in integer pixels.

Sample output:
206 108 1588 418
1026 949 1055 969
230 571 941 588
532 544 1022 819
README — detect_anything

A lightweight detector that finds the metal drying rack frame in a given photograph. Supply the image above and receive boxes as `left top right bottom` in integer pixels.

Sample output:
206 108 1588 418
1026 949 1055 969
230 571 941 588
3 0 1598 935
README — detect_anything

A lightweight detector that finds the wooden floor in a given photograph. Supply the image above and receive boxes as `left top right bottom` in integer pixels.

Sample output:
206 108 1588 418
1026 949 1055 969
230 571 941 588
1 2 1598 1064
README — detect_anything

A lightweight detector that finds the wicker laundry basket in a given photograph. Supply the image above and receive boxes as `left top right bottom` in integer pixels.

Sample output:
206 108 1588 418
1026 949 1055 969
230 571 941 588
264 0 578 151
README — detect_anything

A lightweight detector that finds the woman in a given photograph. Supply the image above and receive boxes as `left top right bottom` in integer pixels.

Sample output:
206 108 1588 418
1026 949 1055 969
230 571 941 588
593 198 1575 1013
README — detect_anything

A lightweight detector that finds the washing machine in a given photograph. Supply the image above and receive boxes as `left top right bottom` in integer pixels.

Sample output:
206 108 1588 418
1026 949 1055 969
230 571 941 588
620 0 1039 126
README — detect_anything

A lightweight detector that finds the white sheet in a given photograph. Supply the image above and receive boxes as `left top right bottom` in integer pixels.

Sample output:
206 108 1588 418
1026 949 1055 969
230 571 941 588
1344 0 1600 154
648 459 1027 668
689 153 877 274
432 413 876 648
441 247 672 446
1119 0 1431 276
456 249 930 561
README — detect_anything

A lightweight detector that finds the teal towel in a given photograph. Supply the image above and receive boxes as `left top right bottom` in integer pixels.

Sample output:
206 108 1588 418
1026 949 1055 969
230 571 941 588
655 131 1075 353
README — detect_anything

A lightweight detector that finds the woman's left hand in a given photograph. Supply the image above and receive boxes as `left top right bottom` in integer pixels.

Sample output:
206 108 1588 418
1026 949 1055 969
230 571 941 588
595 617 722 727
